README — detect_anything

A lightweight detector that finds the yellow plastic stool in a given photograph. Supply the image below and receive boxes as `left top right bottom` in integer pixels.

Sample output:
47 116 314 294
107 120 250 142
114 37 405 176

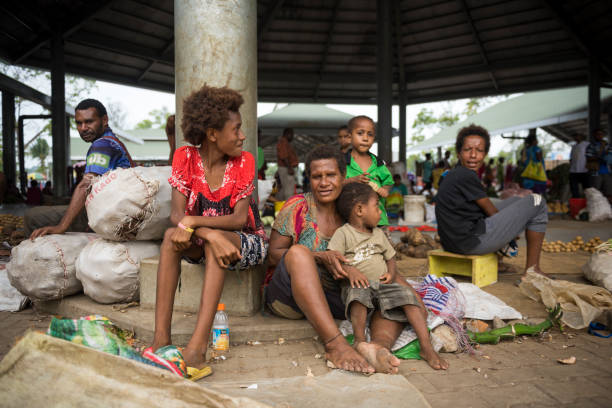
427 249 498 287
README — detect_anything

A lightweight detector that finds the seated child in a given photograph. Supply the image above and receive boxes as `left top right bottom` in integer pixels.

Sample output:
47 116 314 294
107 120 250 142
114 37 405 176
151 85 268 381
328 182 448 371
344 115 393 227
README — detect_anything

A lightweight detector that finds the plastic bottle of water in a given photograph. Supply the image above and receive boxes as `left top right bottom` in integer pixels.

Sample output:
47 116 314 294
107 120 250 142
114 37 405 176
212 303 229 352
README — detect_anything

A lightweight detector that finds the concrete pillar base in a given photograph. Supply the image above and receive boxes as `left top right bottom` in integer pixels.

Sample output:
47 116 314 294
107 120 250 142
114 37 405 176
139 257 264 317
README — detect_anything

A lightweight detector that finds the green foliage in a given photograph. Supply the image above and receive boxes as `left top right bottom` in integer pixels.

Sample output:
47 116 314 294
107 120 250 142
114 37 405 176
136 107 172 129
29 137 50 173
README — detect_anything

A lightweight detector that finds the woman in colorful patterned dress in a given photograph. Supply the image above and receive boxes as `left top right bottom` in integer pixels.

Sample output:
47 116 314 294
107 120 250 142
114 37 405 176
151 85 267 379
265 146 405 374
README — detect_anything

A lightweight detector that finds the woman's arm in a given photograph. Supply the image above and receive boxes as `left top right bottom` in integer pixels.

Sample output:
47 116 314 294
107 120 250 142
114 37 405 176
268 230 293 266
180 197 250 231
475 196 498 217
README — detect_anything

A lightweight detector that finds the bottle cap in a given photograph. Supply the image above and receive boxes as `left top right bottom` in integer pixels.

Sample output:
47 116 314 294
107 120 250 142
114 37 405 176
217 303 225 311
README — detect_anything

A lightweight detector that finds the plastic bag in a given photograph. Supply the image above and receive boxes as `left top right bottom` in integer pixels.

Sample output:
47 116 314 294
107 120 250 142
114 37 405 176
582 250 612 292
585 187 612 222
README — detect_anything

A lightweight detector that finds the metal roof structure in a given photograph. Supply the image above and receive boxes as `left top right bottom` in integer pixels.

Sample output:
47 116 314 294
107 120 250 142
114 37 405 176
1 0 611 104
258 103 354 160
407 86 612 152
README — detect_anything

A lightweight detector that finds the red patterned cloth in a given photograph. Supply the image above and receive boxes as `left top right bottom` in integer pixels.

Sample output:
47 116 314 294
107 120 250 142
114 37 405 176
168 146 267 240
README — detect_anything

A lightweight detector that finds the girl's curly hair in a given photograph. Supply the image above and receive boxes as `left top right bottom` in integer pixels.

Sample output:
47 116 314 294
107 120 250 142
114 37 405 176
181 85 244 145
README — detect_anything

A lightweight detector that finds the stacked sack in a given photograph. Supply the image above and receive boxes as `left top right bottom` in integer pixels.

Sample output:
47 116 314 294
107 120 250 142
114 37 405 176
7 233 98 301
8 166 171 304
76 166 171 303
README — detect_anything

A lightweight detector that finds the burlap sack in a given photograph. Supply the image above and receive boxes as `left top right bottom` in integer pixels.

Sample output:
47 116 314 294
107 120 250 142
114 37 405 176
86 166 172 241
7 233 97 300
76 239 160 304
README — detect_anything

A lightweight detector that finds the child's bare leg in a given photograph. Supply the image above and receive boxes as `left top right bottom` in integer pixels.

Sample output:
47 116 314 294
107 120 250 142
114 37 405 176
182 231 241 369
152 228 202 351
403 304 448 370
349 301 368 344
356 310 402 374
525 229 545 274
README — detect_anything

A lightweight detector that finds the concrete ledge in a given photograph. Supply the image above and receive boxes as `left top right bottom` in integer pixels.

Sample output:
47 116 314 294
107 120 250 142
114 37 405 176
35 294 317 345
139 257 264 317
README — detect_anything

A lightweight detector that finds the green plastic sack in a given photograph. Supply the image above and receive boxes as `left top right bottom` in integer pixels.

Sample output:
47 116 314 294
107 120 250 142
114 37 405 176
47 315 184 374
345 334 422 360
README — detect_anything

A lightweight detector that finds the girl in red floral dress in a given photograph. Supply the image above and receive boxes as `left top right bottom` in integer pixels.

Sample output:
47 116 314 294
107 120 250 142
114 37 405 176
151 85 267 379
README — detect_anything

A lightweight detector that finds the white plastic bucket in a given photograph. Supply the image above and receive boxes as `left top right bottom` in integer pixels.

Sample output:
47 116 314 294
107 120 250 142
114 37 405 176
404 195 426 224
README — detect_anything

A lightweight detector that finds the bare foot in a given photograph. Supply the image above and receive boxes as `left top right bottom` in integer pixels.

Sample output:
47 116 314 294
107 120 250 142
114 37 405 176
355 341 401 374
419 347 448 370
182 346 207 369
151 335 171 352
325 337 374 373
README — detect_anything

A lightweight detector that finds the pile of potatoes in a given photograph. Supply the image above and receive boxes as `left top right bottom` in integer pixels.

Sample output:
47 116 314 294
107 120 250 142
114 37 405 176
394 228 441 259
547 202 569 213
0 214 26 246
542 236 603 254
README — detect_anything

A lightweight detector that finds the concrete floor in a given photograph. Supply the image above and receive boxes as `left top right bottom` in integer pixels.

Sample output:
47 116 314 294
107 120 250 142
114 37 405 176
1 218 612 407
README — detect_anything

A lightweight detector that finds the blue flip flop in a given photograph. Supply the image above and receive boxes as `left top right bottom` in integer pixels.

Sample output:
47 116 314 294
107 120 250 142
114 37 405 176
588 322 612 338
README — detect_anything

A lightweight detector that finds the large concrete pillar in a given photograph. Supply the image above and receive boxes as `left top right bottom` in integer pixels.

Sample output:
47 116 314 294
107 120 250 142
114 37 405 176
174 0 258 162
51 33 69 197
588 56 601 141
376 0 392 164
2 92 16 186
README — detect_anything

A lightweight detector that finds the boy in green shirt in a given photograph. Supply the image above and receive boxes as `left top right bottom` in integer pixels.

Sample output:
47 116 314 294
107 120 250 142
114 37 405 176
344 115 394 226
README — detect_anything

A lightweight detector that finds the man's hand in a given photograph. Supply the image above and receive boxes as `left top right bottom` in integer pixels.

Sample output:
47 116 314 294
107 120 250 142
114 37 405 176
347 267 370 289
315 250 349 280
204 230 242 268
30 225 67 240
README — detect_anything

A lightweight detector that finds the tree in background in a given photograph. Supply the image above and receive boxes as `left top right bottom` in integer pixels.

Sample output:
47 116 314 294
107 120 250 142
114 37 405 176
29 137 50 175
106 101 128 130
135 106 172 129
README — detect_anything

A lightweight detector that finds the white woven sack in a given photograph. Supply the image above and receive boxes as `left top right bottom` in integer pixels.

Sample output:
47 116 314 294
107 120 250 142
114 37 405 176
86 166 172 241
76 239 160 304
582 252 612 292
585 187 612 222
6 233 97 301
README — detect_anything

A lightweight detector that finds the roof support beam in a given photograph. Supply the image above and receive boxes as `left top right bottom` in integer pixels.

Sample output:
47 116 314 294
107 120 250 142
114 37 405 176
69 32 174 65
542 0 612 78
0 72 74 115
13 0 115 64
137 36 174 82
258 0 285 47
377 0 393 164
313 0 342 101
458 0 498 90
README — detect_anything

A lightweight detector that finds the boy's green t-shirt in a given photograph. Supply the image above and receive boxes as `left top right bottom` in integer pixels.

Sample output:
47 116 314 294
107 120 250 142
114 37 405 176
345 152 394 226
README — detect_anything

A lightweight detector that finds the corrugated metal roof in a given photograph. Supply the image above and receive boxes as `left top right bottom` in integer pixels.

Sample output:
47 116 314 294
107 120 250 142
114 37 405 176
1 0 610 104
407 86 612 152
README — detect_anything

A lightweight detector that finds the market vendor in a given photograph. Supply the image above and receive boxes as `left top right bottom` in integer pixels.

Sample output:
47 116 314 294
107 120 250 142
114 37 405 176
27 99 133 239
265 145 417 374
435 124 548 277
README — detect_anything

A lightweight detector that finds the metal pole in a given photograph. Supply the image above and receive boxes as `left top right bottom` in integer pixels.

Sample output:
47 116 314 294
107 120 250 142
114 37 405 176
588 56 601 141
394 0 407 165
17 117 26 195
51 32 68 197
376 0 392 164
2 91 16 186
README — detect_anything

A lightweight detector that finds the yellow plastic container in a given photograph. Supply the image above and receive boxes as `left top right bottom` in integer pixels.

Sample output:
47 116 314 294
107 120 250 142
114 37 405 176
274 201 286 217
428 249 498 287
